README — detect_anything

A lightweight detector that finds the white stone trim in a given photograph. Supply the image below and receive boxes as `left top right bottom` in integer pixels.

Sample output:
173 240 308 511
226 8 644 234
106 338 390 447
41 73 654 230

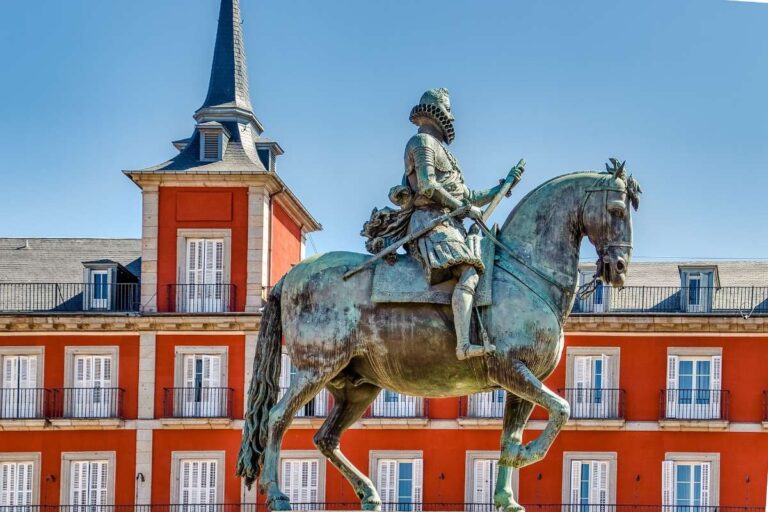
279 450 326 503
244 333 258 412
564 346 621 389
0 346 45 387
140 186 159 312
667 347 722 357
464 450 518 504
63 346 120 388
0 452 41 505
246 186 270 312
170 450 226 504
134 429 153 505
175 228 232 286
561 451 618 505
138 333 157 419
664 452 720 506
59 451 116 505
369 450 423 485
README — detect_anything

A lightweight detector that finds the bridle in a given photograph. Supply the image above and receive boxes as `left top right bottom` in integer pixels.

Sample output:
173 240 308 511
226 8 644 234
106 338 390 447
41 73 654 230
578 179 634 299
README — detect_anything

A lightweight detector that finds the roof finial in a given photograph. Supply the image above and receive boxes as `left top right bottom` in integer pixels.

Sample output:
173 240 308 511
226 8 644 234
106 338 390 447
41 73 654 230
200 0 253 113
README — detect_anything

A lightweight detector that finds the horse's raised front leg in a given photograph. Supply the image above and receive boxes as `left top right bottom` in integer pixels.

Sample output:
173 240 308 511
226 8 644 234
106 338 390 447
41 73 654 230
314 379 382 511
491 359 570 468
261 369 334 511
494 393 534 512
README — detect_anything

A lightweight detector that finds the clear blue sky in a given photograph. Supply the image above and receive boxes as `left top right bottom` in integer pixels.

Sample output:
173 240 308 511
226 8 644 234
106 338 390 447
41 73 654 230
1 0 767 260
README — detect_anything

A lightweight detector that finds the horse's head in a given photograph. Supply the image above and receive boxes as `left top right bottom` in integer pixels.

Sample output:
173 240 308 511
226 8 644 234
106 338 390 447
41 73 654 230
581 159 642 288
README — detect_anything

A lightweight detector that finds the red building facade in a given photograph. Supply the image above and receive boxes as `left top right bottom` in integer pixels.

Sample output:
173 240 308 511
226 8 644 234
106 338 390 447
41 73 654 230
1 1 767 511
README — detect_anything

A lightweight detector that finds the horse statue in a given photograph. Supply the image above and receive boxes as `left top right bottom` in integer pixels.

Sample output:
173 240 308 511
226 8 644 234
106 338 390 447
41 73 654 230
237 161 641 512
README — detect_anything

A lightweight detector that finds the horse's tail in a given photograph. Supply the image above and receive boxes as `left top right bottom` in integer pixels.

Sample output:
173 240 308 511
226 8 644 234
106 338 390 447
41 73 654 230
236 278 284 489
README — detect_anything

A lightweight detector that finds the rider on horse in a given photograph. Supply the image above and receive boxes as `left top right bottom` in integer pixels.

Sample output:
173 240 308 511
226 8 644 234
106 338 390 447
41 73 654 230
363 88 524 360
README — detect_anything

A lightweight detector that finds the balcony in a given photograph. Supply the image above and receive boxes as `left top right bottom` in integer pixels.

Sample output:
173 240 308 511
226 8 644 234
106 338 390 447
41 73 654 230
573 285 768 315
168 284 237 313
361 392 428 427
459 391 506 422
0 283 140 313
0 388 49 420
659 388 729 429
559 388 625 426
51 387 124 420
163 387 234 419
279 387 331 420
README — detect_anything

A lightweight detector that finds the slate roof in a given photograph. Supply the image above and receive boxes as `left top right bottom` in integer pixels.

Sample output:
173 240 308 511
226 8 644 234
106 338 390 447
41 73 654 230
580 260 768 287
0 239 141 283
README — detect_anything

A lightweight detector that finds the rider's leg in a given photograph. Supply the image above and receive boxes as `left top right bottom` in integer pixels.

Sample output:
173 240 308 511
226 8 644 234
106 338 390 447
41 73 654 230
453 264 487 360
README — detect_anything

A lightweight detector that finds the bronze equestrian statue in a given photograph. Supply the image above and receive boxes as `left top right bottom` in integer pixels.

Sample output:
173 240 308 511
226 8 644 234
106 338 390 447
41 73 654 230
237 89 642 512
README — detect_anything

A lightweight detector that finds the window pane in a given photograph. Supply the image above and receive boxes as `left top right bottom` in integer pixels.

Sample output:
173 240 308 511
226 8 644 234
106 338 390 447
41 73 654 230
676 465 691 505
688 277 701 305
580 463 590 505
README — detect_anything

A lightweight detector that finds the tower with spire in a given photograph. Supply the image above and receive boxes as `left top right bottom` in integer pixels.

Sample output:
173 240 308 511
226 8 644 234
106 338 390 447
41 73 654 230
124 0 320 314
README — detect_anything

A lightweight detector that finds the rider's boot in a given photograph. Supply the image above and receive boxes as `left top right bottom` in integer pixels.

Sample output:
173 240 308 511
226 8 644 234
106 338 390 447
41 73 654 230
453 267 493 360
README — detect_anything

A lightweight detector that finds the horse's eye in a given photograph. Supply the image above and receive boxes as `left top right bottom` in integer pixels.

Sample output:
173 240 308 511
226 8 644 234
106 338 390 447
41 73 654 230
608 200 626 218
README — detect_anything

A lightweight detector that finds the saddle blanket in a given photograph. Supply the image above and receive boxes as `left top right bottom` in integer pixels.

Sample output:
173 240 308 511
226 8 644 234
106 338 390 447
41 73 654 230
371 236 494 306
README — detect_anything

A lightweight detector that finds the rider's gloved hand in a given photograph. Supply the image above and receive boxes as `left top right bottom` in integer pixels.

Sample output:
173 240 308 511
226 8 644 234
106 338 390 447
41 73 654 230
468 205 483 221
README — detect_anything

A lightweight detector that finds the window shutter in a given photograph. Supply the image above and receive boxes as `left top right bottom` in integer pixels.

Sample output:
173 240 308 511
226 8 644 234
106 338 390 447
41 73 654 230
589 461 600 505
180 459 216 505
3 357 17 388
412 458 423 507
308 459 319 503
180 460 191 504
279 353 292 391
666 355 679 417
70 461 88 506
202 132 220 160
377 460 397 506
0 462 11 506
18 356 36 389
281 460 294 503
711 355 722 417
570 460 581 504
203 355 221 388
574 357 590 395
603 355 615 416
595 461 609 509
94 461 108 505
700 462 710 506
17 462 32 506
661 461 674 510
184 356 196 390
473 459 496 504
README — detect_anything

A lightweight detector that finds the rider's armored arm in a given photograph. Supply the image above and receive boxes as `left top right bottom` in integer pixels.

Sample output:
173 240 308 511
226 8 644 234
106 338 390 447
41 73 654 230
413 146 465 210
466 183 507 207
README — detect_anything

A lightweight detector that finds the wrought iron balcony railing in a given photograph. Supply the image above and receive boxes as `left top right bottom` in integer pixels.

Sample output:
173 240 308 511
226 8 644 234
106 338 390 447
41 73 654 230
0 283 140 313
660 388 729 421
558 388 625 420
0 504 765 512
168 284 237 313
459 391 507 419
0 388 50 419
52 387 124 419
278 387 331 418
573 285 768 315
163 387 234 419
364 394 428 419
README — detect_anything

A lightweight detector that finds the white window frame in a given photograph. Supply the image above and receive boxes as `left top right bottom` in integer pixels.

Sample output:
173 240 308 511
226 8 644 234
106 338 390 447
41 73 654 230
200 131 223 162
562 452 617 507
0 452 41 506
279 352 329 417
170 451 225 505
279 450 326 505
0 347 44 420
369 450 423 511
665 347 722 420
464 451 518 505
59 451 116 506
662 452 720 508
173 346 229 417
565 347 620 419
63 346 119 418
176 229 232 313
680 267 716 313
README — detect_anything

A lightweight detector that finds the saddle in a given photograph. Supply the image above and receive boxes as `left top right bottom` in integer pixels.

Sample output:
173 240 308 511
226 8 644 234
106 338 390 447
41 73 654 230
371 235 495 306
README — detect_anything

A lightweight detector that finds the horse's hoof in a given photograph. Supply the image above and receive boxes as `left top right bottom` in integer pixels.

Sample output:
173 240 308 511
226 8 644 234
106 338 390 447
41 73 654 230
267 495 291 511
361 497 382 511
495 495 525 512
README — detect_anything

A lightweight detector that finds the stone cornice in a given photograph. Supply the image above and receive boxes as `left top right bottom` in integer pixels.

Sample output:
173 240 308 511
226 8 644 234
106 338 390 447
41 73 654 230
565 314 768 334
0 314 261 333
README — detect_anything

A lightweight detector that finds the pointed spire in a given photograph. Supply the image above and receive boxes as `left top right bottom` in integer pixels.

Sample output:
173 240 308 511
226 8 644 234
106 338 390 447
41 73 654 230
200 0 253 113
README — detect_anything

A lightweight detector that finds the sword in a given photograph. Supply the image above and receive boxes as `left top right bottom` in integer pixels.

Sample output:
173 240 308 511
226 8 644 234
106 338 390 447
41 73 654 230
482 159 525 222
343 204 472 280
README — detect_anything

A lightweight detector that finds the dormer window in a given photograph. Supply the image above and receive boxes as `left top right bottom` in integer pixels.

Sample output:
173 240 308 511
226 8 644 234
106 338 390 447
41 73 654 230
679 266 718 313
257 147 272 171
201 131 222 161
255 139 284 172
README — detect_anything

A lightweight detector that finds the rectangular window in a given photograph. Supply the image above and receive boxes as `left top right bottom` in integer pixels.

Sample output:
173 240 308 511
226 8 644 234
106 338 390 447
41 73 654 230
569 460 609 509
90 270 111 310
372 392 421 418
663 459 713 509
666 354 722 420
0 460 34 506
1 355 40 419
281 458 320 504
577 270 608 312
467 390 505 418
180 354 225 417
471 458 497 504
279 353 329 417
376 458 423 511
185 238 226 313
179 459 217 507
682 271 713 313
69 460 109 507
570 353 618 419
71 355 115 418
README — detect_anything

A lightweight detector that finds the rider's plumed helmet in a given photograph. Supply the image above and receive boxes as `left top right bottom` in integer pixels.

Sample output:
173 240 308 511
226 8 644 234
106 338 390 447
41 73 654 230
410 88 456 144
